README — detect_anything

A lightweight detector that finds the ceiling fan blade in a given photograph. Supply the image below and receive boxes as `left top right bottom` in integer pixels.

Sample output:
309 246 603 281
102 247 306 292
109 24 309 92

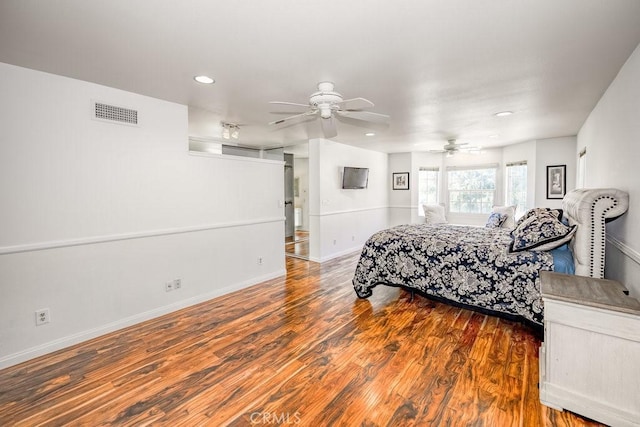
321 116 338 138
269 110 317 125
336 97 375 110
268 101 310 109
445 139 468 148
336 110 390 124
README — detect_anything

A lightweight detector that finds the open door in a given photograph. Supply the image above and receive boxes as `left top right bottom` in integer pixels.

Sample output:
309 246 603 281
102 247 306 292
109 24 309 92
284 153 295 240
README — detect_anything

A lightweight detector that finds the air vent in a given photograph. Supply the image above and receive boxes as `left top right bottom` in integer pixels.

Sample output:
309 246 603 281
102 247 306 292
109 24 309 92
93 101 138 125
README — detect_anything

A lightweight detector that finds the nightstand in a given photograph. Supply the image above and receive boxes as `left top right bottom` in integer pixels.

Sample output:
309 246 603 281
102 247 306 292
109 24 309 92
539 271 640 427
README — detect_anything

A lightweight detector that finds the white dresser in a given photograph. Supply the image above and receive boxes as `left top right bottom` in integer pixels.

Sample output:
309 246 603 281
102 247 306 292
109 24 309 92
539 271 640 426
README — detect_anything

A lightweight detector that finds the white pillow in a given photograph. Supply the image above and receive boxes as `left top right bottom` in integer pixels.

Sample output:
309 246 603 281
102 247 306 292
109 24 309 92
491 205 516 229
423 204 447 224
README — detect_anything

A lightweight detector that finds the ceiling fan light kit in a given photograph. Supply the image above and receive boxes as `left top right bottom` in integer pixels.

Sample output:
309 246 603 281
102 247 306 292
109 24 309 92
268 81 389 138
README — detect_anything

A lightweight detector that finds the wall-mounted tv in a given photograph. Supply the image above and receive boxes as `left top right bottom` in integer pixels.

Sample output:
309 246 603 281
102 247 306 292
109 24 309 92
342 167 369 189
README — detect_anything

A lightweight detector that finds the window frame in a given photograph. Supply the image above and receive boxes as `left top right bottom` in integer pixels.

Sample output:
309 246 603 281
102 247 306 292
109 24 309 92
417 167 440 216
505 160 528 218
446 164 498 215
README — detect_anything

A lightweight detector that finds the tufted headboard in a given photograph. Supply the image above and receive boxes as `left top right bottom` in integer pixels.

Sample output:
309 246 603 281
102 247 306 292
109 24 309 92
562 188 629 278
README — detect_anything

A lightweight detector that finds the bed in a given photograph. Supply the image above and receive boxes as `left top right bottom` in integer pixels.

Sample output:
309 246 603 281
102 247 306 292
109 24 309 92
352 188 629 325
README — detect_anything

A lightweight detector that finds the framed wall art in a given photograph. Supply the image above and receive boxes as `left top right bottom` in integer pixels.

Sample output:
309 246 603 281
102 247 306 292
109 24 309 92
546 165 566 199
393 172 409 190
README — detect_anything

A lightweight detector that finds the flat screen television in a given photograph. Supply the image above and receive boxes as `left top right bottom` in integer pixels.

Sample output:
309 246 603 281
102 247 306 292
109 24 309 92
342 167 369 189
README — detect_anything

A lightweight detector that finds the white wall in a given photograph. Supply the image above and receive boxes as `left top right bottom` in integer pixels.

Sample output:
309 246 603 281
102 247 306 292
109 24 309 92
308 139 388 262
534 136 577 210
388 152 413 226
577 42 640 296
0 63 285 368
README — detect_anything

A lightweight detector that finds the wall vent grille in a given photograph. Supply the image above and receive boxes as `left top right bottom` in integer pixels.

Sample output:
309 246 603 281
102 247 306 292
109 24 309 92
94 102 138 125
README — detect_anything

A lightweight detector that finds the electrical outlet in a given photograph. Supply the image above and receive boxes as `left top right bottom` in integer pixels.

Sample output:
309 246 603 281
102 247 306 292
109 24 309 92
333 239 337 245
352 235 355 241
35 308 50 326
166 279 181 292
257 257 263 265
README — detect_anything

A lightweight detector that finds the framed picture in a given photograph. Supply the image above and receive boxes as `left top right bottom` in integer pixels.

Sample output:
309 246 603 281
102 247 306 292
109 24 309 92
393 172 410 190
546 165 566 199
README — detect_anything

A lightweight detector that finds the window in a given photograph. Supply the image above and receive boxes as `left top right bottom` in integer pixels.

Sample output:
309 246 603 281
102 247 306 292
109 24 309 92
505 161 528 217
418 167 439 215
447 165 497 214
577 148 587 188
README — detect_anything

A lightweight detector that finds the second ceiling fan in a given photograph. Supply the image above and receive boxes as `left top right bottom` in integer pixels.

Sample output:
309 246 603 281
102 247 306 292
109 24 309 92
429 139 482 157
268 81 389 138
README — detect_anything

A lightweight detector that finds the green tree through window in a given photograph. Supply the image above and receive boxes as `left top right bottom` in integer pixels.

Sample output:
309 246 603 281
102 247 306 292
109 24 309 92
447 167 496 213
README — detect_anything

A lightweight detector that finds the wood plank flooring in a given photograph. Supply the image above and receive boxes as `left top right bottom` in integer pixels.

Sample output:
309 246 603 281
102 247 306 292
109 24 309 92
0 253 603 426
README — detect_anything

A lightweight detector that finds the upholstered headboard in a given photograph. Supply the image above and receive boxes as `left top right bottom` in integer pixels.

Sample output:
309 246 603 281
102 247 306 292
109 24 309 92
562 188 629 278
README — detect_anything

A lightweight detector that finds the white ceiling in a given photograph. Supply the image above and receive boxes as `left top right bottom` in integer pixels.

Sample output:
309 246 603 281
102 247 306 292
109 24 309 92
1 0 640 153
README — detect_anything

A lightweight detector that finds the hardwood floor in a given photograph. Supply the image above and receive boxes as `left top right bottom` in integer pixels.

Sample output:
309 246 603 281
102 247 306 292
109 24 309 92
0 253 603 426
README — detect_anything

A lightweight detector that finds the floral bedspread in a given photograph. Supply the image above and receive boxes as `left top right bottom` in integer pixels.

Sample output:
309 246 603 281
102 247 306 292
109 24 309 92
352 224 555 325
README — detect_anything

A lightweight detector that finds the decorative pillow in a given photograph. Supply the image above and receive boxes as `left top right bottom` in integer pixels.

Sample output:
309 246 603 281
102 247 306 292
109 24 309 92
491 205 517 229
423 204 447 224
485 212 507 228
509 214 577 253
515 208 564 229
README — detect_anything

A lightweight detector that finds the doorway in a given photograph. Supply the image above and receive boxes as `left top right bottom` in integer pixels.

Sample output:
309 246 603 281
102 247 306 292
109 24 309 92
284 145 310 259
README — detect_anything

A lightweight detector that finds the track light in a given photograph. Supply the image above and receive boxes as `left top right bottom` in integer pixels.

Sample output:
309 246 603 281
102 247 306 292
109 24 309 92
221 122 240 140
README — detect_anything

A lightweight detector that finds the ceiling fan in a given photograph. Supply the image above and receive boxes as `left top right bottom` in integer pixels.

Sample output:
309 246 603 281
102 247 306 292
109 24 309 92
268 81 390 138
428 139 481 157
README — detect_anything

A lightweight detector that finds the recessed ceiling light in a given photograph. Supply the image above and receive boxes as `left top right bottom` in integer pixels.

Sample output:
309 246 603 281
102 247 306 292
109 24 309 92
494 111 513 117
489 134 499 138
365 132 375 137
194 75 215 84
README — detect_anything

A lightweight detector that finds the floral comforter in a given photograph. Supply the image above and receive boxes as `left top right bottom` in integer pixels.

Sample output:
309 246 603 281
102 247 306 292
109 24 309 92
352 224 555 325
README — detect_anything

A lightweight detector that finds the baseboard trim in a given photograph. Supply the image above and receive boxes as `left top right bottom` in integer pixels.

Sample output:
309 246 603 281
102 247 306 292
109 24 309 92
312 246 363 263
0 269 286 370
